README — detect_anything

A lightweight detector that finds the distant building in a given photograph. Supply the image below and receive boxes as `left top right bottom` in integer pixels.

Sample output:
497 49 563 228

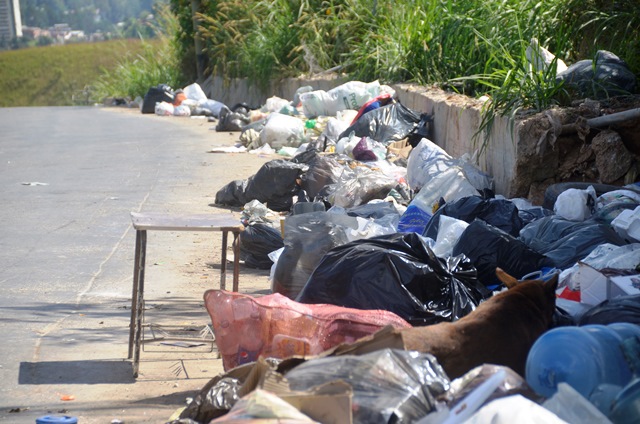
0 0 22 40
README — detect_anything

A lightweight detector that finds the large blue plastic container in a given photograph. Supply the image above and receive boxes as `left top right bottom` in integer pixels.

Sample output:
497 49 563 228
525 323 640 398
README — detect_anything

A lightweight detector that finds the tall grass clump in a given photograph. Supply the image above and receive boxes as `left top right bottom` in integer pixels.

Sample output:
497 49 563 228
93 3 186 101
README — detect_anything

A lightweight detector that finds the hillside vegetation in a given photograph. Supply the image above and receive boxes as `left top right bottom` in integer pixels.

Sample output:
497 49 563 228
0 39 156 107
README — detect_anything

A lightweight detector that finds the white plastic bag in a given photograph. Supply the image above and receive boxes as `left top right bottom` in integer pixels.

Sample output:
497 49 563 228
259 112 306 149
300 80 381 118
554 186 596 221
197 99 226 117
182 82 207 102
154 101 174 116
406 138 456 191
264 96 291 113
432 216 470 258
173 104 191 116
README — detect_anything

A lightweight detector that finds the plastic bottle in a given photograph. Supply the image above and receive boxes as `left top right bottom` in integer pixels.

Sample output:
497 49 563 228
525 323 638 399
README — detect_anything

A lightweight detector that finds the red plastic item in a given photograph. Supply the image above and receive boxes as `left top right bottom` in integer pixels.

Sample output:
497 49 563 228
204 289 411 371
558 286 581 302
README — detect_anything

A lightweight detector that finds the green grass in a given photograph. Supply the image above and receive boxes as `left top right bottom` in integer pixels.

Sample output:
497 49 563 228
0 39 156 107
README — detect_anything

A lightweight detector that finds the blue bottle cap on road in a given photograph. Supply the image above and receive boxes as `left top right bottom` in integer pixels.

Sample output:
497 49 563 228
36 416 78 424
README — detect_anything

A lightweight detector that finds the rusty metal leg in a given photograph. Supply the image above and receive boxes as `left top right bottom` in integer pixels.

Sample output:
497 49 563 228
131 230 147 378
220 230 228 290
128 230 143 359
232 230 240 292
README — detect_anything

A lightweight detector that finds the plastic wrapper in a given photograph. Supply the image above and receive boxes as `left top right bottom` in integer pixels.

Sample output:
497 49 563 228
244 160 309 212
579 295 640 325
423 196 523 240
326 164 398 208
338 102 421 146
519 216 626 270
239 223 284 269
259 113 306 149
272 211 358 299
297 232 490 325
204 290 411 371
285 349 448 424
452 220 550 288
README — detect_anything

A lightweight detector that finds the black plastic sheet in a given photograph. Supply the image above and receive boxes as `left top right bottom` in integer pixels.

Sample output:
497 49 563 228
238 223 283 269
423 196 523 240
297 232 489 325
452 219 550 287
338 103 421 145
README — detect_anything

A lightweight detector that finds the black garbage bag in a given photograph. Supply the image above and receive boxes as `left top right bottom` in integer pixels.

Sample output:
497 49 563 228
285 348 450 424
556 50 637 99
407 113 434 147
519 216 626 269
272 212 358 299
579 295 640 325
215 106 251 132
423 196 524 240
338 102 421 145
518 206 554 227
296 232 490 325
215 179 249 207
244 160 308 212
141 84 174 114
452 219 550 288
239 223 284 269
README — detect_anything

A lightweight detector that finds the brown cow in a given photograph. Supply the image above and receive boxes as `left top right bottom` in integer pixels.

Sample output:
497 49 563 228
400 268 558 379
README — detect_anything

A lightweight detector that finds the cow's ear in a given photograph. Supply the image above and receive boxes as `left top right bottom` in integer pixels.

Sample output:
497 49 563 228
495 267 518 289
544 272 559 295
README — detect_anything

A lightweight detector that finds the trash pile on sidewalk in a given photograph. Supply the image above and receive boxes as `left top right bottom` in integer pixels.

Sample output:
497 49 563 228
162 78 640 424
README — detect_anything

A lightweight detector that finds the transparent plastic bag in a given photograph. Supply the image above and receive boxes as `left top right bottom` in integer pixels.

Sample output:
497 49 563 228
285 348 450 424
259 113 306 149
432 216 469 258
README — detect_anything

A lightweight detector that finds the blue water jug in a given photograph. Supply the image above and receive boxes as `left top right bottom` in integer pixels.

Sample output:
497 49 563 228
525 323 639 399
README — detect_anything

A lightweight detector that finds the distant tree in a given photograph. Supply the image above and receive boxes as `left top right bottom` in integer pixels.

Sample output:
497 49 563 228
36 35 55 47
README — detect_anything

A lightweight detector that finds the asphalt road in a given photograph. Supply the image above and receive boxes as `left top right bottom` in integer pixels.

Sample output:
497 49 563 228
0 106 271 423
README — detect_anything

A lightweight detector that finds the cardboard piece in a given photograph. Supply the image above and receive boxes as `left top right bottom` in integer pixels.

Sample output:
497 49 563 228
608 274 640 298
577 262 640 306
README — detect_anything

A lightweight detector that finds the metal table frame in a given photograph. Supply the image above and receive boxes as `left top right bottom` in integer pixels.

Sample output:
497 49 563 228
127 212 244 377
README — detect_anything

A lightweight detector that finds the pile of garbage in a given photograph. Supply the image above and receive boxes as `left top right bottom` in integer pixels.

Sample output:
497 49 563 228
165 79 640 424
